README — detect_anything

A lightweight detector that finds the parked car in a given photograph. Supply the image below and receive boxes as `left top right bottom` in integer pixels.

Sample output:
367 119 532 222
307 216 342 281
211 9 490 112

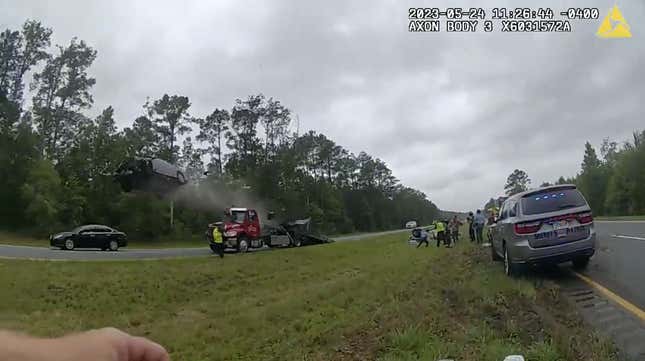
50 225 128 251
405 220 418 229
490 185 595 276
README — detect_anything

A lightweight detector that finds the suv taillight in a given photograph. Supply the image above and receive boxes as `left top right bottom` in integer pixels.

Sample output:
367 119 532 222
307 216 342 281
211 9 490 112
577 211 593 224
514 221 541 235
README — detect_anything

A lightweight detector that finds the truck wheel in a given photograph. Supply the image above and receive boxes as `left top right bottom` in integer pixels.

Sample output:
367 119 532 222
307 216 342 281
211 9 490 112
237 237 249 253
291 237 302 247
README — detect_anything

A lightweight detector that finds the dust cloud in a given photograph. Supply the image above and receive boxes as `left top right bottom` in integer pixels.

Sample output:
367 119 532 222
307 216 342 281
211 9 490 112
169 181 272 222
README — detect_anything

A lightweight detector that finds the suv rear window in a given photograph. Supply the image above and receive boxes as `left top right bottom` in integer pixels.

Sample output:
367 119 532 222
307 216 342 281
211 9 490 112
521 188 587 215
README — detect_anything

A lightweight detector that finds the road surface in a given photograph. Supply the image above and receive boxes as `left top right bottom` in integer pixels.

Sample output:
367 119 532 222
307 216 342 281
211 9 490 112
0 228 411 261
580 220 645 310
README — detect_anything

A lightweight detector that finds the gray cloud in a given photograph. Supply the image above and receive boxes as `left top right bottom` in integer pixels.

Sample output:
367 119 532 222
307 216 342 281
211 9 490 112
2 0 644 210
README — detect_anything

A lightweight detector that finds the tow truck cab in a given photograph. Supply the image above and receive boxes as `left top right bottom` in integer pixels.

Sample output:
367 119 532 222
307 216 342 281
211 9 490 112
219 208 262 250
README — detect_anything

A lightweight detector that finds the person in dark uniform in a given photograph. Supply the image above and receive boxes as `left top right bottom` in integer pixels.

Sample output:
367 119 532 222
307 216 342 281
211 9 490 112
466 212 475 242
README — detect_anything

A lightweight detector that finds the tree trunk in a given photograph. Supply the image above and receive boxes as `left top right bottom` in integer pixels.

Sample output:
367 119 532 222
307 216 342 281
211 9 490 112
217 131 222 175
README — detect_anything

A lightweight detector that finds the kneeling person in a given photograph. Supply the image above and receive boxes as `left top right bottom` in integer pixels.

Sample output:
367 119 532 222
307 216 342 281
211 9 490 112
416 228 429 248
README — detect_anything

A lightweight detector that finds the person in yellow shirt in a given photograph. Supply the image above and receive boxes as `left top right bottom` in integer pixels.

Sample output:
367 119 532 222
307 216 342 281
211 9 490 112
212 225 224 258
432 220 446 247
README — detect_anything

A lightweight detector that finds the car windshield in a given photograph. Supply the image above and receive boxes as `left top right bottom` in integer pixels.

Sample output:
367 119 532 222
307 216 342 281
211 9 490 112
521 189 587 215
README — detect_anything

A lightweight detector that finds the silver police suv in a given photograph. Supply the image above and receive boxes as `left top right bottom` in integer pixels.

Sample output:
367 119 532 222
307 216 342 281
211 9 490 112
490 185 596 276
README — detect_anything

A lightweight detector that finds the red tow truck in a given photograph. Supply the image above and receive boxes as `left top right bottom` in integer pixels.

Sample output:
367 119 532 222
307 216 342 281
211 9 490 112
206 207 331 253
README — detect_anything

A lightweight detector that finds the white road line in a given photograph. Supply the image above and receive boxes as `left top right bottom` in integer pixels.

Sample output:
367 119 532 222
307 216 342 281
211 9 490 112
611 234 645 241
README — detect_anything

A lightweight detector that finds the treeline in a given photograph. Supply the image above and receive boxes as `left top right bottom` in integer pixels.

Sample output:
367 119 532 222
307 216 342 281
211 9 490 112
489 133 645 216
0 20 439 240
563 134 645 216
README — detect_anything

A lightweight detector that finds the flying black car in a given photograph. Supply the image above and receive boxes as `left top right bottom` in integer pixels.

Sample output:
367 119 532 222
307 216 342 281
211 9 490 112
115 157 187 194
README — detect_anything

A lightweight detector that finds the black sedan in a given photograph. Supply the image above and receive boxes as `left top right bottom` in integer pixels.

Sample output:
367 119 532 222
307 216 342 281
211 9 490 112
50 225 127 251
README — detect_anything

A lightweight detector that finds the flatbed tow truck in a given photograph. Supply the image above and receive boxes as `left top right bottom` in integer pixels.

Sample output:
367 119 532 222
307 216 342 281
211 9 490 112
206 208 331 253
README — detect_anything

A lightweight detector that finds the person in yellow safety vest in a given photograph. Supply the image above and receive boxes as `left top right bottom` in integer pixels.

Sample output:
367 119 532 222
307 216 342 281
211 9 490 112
488 206 499 223
212 226 224 258
432 220 446 248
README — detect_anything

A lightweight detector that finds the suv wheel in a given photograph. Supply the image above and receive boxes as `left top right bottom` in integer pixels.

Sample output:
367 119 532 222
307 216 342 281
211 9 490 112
64 239 75 250
237 237 249 253
572 256 590 270
503 244 523 277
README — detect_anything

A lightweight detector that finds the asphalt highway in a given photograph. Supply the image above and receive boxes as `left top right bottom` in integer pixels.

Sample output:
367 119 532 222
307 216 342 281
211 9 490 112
581 220 645 310
0 228 411 261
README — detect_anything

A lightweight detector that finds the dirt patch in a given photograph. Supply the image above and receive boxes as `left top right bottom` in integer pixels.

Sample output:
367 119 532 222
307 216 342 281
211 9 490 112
333 328 381 361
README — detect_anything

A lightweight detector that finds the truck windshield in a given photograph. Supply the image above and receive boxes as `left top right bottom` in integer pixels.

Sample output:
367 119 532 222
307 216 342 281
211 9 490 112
228 211 247 224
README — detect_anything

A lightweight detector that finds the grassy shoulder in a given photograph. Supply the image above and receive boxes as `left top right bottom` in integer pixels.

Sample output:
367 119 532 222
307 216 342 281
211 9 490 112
595 215 645 221
0 234 615 361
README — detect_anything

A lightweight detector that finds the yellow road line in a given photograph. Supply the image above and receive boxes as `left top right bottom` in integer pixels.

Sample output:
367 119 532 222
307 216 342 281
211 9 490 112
573 271 645 322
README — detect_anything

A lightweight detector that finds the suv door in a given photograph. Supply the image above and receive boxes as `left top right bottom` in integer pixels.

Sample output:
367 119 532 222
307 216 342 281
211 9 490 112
492 202 507 253
504 200 518 243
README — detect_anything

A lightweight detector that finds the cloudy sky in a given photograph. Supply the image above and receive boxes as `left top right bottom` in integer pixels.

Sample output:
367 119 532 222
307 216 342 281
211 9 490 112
2 0 644 211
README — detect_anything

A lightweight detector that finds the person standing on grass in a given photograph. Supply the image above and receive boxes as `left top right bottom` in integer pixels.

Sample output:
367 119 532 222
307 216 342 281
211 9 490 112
212 225 224 258
443 219 452 247
466 211 475 242
473 209 486 244
449 215 463 245
432 220 445 247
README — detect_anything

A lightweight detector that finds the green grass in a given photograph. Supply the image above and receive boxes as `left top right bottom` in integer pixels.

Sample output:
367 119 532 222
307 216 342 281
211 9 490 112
595 215 645 221
0 234 616 361
0 231 45 247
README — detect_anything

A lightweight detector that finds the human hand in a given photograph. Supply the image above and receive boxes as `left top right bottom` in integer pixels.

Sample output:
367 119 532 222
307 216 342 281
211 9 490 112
1 327 170 361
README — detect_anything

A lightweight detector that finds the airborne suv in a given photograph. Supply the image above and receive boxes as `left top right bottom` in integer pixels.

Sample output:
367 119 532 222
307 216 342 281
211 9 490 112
490 185 596 276
115 157 187 193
